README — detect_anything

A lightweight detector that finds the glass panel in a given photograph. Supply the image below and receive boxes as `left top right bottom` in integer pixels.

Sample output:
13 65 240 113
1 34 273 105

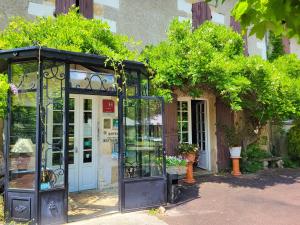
68 152 74 164
11 62 38 91
70 68 116 91
40 61 65 190
9 92 37 189
124 98 163 178
182 112 188 122
69 111 74 124
83 151 92 163
181 102 188 111
141 73 149 96
126 71 138 96
83 138 92 150
84 99 92 111
84 112 92 136
69 98 75 110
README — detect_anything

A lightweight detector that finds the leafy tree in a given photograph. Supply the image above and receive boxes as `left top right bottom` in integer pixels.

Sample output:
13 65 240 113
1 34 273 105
143 19 300 140
217 0 300 40
0 8 139 118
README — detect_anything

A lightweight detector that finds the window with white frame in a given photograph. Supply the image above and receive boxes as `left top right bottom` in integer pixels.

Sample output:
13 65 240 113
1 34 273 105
177 101 189 143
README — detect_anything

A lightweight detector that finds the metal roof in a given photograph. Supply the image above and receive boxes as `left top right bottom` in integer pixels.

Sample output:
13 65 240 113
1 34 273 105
0 46 146 72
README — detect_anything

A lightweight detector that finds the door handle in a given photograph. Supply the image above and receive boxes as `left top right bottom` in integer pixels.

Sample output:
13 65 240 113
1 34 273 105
74 147 78 153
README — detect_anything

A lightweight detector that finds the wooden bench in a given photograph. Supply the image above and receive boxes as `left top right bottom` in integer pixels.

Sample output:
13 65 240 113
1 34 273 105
260 157 283 169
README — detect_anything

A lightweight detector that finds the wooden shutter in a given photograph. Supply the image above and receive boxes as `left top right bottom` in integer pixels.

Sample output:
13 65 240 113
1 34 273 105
55 0 93 18
164 95 178 155
79 0 93 18
216 97 234 171
230 16 249 56
282 37 290 54
55 0 76 15
192 1 212 29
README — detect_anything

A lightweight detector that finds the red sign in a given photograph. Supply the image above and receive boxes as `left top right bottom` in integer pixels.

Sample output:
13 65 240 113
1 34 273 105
103 99 115 113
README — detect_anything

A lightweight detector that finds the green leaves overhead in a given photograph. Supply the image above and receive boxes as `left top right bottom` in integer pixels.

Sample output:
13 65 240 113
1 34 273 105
143 19 300 126
230 0 300 40
0 9 139 118
0 8 138 61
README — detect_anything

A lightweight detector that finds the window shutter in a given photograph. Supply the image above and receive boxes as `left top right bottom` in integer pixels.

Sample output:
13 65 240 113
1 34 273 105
192 2 212 29
79 0 93 18
55 0 76 15
230 16 249 56
282 37 290 54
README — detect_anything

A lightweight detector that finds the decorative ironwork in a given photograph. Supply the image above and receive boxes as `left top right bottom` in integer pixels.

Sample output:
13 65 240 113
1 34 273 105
70 70 116 92
13 64 37 91
40 61 66 189
48 201 57 211
15 205 27 213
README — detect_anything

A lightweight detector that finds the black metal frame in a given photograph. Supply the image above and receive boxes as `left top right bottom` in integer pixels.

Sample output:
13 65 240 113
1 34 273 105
0 46 166 224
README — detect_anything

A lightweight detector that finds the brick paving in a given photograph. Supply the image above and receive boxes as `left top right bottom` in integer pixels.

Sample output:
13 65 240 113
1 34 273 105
160 169 300 225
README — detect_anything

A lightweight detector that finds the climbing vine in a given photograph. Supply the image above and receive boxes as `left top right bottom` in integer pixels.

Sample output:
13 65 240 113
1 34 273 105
142 19 300 131
0 8 139 118
267 32 285 61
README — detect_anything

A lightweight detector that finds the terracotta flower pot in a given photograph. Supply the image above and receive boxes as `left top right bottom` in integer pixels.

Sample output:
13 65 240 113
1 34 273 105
183 153 196 184
185 153 196 162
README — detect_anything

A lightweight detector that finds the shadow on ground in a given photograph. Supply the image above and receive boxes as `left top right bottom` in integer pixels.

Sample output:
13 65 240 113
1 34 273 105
166 168 300 209
198 168 300 189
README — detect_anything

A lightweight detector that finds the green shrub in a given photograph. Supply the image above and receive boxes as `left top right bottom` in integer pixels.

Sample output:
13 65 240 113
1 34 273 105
241 144 272 173
287 120 300 160
165 156 186 167
0 195 3 223
282 156 300 168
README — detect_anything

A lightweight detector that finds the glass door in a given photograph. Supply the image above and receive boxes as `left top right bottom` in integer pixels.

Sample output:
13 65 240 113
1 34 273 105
122 96 166 210
68 95 97 192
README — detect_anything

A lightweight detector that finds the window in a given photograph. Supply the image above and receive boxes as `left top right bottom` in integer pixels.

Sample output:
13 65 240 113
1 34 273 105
177 101 189 143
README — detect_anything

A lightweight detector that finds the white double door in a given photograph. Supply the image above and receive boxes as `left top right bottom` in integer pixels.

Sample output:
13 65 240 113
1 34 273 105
68 95 98 192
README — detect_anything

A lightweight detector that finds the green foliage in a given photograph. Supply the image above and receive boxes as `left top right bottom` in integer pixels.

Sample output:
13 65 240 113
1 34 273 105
267 32 285 61
143 19 300 129
165 156 186 167
177 143 198 154
220 124 243 147
287 119 300 160
0 9 138 118
0 195 3 223
241 144 271 173
0 74 9 118
0 8 137 61
282 156 300 168
228 0 300 40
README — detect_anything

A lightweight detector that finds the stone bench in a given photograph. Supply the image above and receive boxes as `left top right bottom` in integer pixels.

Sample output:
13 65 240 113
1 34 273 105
260 157 283 169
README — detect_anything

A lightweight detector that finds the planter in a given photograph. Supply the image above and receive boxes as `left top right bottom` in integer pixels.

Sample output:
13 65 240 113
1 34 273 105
166 166 186 175
183 153 196 184
229 146 242 158
185 153 196 162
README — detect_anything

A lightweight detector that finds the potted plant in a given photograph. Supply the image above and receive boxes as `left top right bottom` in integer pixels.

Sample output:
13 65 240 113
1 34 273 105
166 156 187 175
222 125 243 158
177 143 198 184
222 124 243 176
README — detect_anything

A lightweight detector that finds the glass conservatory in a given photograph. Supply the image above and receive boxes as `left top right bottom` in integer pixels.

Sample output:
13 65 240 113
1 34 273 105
0 47 166 224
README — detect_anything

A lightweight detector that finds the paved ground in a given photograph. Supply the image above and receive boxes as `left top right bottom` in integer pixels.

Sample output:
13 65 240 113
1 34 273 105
67 211 167 225
160 168 300 225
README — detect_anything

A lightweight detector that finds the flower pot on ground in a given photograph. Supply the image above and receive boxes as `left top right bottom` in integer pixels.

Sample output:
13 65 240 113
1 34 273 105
177 143 198 184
